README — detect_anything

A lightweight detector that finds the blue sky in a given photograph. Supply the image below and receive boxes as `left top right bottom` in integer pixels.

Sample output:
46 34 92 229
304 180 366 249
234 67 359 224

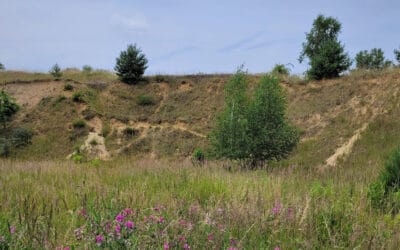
1 0 399 74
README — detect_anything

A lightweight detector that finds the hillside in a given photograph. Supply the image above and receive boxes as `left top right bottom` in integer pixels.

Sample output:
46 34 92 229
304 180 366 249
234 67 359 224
1 69 400 167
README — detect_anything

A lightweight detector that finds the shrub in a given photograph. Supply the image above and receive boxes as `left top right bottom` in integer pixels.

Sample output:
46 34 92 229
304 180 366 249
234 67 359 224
355 48 391 69
154 74 166 83
299 15 351 80
64 83 74 91
72 91 85 103
0 91 19 129
114 44 148 84
82 65 93 74
49 63 62 80
89 139 98 146
0 138 10 157
192 148 205 166
137 94 155 106
210 68 299 168
73 119 86 129
271 64 290 76
11 127 32 148
368 147 400 209
123 127 136 137
0 62 5 71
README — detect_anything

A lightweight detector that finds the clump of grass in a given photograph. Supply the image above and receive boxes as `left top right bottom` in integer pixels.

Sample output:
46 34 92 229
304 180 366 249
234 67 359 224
123 127 136 137
63 83 74 91
89 139 98 146
72 91 85 103
137 94 155 106
73 119 86 129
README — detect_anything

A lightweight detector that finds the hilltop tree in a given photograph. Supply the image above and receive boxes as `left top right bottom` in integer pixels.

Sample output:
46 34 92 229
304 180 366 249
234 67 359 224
210 69 299 168
49 63 62 80
0 62 4 71
114 44 148 84
394 47 400 65
0 91 19 129
355 48 391 69
299 15 351 80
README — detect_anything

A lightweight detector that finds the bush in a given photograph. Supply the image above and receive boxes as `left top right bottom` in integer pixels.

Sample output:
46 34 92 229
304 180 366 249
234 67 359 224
299 15 351 80
123 127 136 137
0 91 19 129
11 127 32 148
355 48 391 69
192 148 205 166
64 83 74 91
210 68 299 168
72 91 85 103
73 119 86 129
82 65 93 74
368 147 400 209
0 138 10 157
0 62 5 71
154 74 166 83
137 94 155 106
271 64 290 76
114 44 148 84
49 63 62 80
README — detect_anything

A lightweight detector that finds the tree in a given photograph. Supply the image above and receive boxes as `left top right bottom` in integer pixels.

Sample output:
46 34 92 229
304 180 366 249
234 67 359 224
0 62 5 71
0 91 19 129
114 44 148 84
355 48 391 69
394 47 400 65
299 15 351 80
49 63 62 80
271 64 290 76
210 69 299 168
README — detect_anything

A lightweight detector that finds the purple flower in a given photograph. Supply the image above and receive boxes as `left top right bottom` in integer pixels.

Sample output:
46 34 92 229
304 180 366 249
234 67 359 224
230 238 237 246
274 247 280 250
64 248 71 250
95 235 104 246
125 220 134 229
183 243 191 250
178 235 186 242
115 213 124 223
123 208 133 216
163 242 170 250
115 224 121 234
158 216 165 224
207 233 214 242
9 226 15 234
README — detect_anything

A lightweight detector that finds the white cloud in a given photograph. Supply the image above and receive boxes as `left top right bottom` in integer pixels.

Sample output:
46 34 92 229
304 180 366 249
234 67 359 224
111 13 148 32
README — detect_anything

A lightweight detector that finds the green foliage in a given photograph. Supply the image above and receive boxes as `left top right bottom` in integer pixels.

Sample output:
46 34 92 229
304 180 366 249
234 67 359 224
137 94 155 106
271 64 290 76
210 69 299 167
299 15 351 80
0 62 5 71
73 119 86 129
123 127 136 137
114 44 148 84
82 65 93 74
394 47 400 65
0 138 10 157
367 181 385 208
49 63 62 80
72 91 85 103
10 127 32 148
355 48 391 69
0 91 19 128
154 74 166 83
63 83 74 91
192 148 205 166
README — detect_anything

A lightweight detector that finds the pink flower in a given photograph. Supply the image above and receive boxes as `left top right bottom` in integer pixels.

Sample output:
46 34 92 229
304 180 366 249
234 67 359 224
274 247 280 250
207 233 214 242
115 224 121 234
183 243 191 250
272 202 282 216
115 213 124 223
287 207 295 218
123 208 133 216
95 235 104 246
178 235 186 242
158 216 165 224
179 219 186 226
9 226 15 234
125 220 134 229
154 206 160 212
230 238 237 246
78 208 86 217
163 242 170 250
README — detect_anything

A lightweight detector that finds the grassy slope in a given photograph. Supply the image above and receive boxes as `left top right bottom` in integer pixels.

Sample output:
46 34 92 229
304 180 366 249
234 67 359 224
1 69 400 248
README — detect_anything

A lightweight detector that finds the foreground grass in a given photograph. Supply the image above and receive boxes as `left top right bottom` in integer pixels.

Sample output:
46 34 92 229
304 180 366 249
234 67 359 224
1 155 400 249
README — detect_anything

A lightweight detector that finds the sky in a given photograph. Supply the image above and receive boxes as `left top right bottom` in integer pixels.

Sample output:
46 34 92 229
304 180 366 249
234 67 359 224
1 0 399 75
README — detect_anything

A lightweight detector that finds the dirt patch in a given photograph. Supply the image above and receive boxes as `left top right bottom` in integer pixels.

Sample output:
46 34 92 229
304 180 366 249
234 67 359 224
155 83 169 114
2 81 64 109
81 132 110 160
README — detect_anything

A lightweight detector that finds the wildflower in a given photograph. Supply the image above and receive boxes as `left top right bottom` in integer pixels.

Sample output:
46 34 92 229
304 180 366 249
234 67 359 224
115 213 124 223
163 242 170 250
125 220 134 229
274 247 280 250
143 216 148 222
158 216 165 224
154 206 160 212
207 233 214 242
272 202 282 216
78 208 86 217
123 208 133 216
9 226 15 234
230 238 237 246
95 235 104 246
178 235 186 242
179 219 186 226
115 224 121 234
64 247 71 250
183 243 191 250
